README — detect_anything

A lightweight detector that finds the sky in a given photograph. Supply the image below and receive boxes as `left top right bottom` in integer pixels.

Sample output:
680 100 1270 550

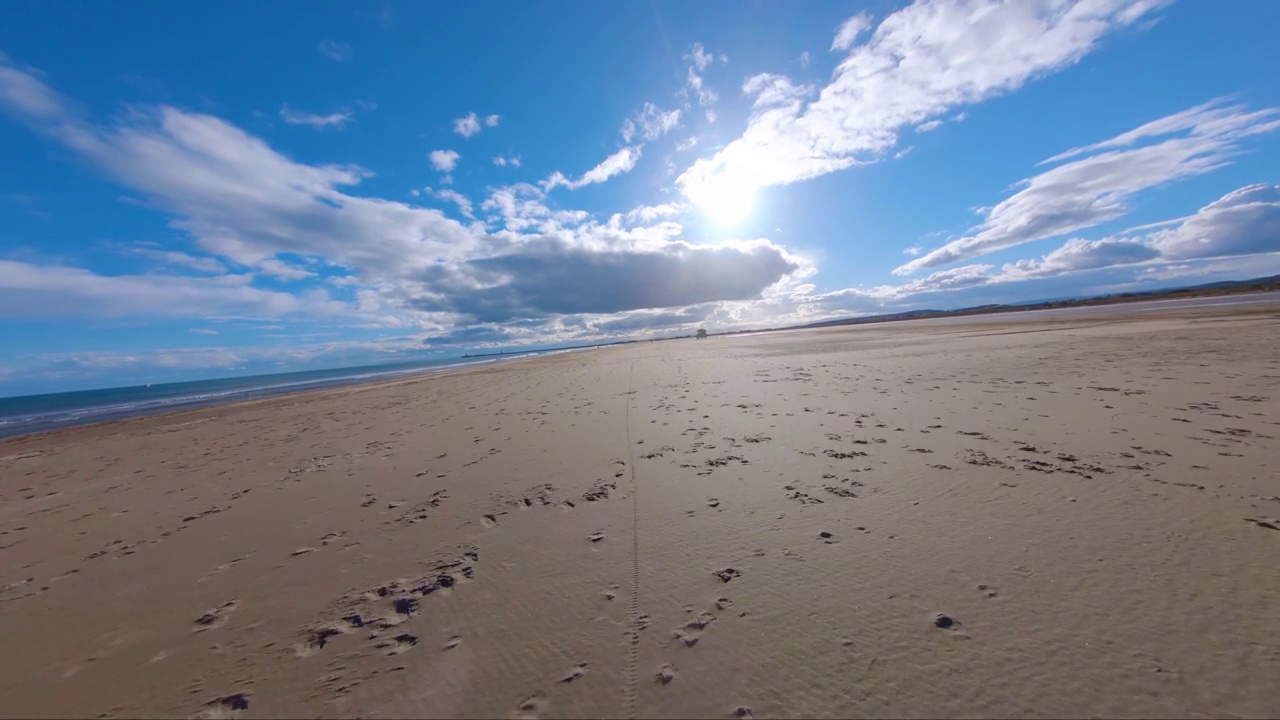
2 0 1279 396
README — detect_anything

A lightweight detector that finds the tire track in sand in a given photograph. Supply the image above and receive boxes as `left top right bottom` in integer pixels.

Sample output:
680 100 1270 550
622 360 641 719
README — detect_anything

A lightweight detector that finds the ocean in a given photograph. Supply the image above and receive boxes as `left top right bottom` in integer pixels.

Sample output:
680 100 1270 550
0 353 541 440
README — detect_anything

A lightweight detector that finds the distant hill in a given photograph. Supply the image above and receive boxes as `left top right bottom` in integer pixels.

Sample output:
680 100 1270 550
797 274 1280 330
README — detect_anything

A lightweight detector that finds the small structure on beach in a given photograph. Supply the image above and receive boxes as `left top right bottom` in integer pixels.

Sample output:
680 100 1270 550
696 329 708 339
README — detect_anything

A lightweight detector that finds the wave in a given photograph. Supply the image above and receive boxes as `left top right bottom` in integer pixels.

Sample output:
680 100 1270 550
0 355 522 439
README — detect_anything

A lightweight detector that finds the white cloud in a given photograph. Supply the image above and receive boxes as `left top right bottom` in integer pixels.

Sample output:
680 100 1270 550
970 184 1280 281
622 103 681 143
189 328 218 335
0 260 341 319
685 43 713 72
481 183 591 233
453 113 480 137
896 100 1280 274
429 149 460 172
543 146 642 191
915 119 942 133
625 202 688 224
0 64 484 283
1153 183 1280 260
317 40 353 62
279 105 353 129
741 73 813 110
257 257 317 281
903 245 923 256
831 12 872 52
426 187 476 219
0 58 63 118
115 244 226 273
680 0 1169 200
492 154 521 167
683 43 719 110
0 57 811 337
1003 238 1159 276
453 112 498 138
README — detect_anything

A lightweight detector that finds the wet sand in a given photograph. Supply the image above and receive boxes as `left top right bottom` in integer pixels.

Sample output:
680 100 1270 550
1 303 1278 718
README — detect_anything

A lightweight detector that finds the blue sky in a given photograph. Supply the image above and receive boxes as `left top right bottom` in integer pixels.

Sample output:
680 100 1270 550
2 0 1279 395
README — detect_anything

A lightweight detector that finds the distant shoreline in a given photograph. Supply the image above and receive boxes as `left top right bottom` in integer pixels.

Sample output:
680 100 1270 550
3 282 1278 442
794 278 1280 331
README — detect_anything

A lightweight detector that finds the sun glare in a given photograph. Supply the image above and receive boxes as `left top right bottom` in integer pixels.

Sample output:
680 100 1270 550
694 175 758 226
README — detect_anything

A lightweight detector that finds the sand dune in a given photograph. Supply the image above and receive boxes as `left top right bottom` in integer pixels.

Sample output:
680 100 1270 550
1 304 1278 718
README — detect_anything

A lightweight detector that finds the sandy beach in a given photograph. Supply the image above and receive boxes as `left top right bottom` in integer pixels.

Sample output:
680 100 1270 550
1 302 1278 719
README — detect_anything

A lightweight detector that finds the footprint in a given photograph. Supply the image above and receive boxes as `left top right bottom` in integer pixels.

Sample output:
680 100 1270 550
200 693 250 719
672 629 700 647
193 600 238 630
380 632 417 655
588 531 605 543
1245 517 1279 531
684 611 715 631
560 663 588 683
656 664 676 685
444 636 462 650
515 691 548 719
713 568 740 583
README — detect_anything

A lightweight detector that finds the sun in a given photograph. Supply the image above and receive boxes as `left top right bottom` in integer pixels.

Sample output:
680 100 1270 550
692 174 758 226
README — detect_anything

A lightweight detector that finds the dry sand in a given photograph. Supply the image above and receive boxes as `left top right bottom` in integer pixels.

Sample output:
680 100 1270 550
1 303 1278 719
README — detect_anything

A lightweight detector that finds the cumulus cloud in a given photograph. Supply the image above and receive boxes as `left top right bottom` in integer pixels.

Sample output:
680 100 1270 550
492 154 521 167
543 146 642 191
0 60 809 336
279 104 353 129
680 0 1168 200
1150 183 1280 260
0 61 482 282
405 237 800 323
897 100 1280 274
453 112 498 138
429 149 460 172
986 184 1280 280
317 40 353 62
